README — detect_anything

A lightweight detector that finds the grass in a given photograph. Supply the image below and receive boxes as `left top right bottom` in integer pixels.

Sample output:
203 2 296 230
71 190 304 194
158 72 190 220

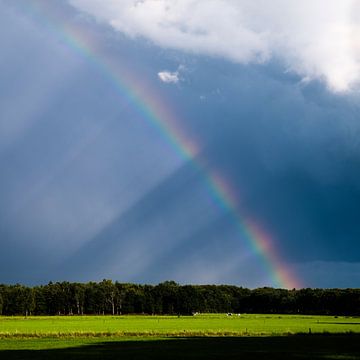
0 335 360 359
0 314 359 359
0 314 359 338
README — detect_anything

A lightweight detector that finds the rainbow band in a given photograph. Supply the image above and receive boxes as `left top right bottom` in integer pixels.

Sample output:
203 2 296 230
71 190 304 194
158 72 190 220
25 0 300 289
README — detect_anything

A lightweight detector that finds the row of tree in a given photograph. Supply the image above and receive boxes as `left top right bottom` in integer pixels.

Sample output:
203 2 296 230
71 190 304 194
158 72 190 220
0 281 359 316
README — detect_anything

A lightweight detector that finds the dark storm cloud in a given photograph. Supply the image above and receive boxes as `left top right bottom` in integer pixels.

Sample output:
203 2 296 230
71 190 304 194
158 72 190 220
162 57 360 266
1 1 359 287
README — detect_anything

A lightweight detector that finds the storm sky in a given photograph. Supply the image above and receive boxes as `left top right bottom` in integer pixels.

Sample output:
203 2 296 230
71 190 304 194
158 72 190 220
1 0 360 288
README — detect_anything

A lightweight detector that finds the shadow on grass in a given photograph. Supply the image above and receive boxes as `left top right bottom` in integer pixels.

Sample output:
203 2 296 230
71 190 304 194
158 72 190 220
1 335 360 360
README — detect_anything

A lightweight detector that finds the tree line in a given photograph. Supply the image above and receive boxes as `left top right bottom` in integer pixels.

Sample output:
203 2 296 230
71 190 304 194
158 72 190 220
0 280 359 316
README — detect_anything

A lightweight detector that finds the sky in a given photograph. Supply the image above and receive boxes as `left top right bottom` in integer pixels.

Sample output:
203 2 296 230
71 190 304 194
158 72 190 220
1 0 360 288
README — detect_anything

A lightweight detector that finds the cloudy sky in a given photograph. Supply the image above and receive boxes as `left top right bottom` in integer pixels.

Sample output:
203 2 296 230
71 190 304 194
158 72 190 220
1 0 360 288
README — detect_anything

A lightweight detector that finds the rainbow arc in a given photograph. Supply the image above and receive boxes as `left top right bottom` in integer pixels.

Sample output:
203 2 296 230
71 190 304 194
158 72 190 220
24 0 301 289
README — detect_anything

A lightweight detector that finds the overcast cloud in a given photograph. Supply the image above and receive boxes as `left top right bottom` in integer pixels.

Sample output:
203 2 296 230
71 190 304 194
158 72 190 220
69 0 360 92
1 0 360 287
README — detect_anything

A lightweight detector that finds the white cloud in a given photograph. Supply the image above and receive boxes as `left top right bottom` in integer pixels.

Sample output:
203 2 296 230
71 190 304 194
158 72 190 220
158 70 179 83
69 0 360 92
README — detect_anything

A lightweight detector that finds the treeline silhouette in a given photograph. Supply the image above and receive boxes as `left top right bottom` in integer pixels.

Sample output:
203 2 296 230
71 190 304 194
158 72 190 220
0 280 359 316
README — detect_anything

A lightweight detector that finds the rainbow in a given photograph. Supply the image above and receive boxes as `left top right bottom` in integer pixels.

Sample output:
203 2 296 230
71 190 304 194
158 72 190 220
23 0 301 289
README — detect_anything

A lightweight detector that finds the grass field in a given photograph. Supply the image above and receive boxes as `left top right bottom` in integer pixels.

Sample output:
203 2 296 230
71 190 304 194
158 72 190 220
0 314 359 359
0 314 359 338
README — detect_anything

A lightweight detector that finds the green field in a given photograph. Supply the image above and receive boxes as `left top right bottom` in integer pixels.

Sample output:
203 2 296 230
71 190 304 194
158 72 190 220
0 315 359 359
0 314 359 337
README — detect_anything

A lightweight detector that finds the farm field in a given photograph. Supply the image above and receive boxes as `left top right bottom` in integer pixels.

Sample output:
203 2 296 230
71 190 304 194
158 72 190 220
0 314 359 338
0 314 359 359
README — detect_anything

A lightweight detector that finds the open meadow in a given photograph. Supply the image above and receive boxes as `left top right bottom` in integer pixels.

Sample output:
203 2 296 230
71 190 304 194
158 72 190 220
0 314 359 359
0 314 359 338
